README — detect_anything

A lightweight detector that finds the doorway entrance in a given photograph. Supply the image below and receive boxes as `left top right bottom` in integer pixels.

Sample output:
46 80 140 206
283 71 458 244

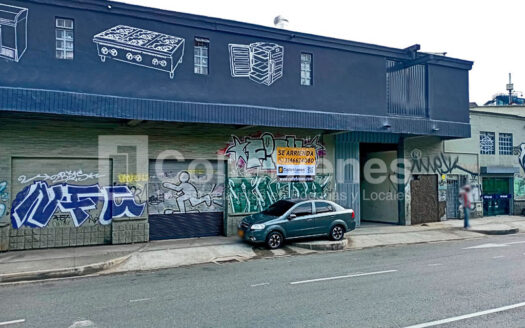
482 177 512 216
360 143 399 224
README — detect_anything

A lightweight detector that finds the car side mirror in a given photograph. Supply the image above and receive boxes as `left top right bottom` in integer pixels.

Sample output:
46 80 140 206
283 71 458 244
288 213 297 220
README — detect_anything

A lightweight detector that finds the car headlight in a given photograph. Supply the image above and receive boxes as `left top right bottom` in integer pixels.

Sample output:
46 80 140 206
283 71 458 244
250 224 266 230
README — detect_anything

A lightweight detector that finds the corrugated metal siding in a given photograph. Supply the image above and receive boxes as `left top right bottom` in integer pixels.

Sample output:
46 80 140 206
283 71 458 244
0 87 470 138
335 136 361 226
387 60 427 117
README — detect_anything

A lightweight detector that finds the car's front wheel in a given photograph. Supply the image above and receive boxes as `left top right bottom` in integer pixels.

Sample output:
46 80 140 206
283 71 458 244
330 225 345 241
266 231 284 249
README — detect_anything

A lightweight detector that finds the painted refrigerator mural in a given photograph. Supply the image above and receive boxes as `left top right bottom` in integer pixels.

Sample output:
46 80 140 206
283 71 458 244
0 3 28 62
93 25 185 79
229 42 284 86
221 133 332 214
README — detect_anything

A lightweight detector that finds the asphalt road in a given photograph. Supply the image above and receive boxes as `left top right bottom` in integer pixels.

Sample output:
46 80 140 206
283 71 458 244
2 234 525 328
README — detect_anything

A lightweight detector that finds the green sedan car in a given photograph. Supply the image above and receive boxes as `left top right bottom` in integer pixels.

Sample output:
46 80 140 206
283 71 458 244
237 199 356 249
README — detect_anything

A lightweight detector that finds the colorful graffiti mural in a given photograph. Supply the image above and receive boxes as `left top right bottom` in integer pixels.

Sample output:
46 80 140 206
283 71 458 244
228 174 332 214
11 181 145 229
223 133 325 171
0 181 8 217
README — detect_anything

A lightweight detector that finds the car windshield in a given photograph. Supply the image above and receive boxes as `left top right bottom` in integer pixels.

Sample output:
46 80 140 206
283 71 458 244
262 200 296 216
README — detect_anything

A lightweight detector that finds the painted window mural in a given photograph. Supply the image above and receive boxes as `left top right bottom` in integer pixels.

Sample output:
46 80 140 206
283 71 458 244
221 133 332 214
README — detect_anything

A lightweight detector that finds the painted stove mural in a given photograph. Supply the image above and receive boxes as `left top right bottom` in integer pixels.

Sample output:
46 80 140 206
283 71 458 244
93 25 185 79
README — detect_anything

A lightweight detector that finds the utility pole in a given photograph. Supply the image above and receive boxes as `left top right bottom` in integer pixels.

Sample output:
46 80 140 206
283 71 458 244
506 73 514 105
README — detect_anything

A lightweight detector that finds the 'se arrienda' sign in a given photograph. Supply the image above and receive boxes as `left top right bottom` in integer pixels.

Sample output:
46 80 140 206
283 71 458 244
276 147 316 182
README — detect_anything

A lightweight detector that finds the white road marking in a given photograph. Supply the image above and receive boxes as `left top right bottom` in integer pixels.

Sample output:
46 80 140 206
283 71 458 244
289 270 397 285
492 256 505 259
464 243 508 249
427 263 443 267
0 319 25 326
403 301 525 328
504 240 525 245
129 298 152 303
465 240 525 250
68 320 96 328
250 282 270 287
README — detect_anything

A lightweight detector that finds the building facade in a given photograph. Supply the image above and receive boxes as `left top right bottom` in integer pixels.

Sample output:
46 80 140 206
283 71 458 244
0 0 472 251
445 106 525 218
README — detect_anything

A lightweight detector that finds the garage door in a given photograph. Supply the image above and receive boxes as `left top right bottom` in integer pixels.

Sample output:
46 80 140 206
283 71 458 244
148 160 225 240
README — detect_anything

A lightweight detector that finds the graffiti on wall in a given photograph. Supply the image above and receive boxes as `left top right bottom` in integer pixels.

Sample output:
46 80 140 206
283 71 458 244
228 175 332 214
0 181 8 217
148 170 224 215
11 181 145 229
409 149 477 177
18 170 105 184
517 143 525 171
222 133 325 171
148 165 224 214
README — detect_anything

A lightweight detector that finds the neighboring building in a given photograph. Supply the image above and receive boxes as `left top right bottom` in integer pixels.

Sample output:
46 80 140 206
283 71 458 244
0 0 472 251
445 105 525 217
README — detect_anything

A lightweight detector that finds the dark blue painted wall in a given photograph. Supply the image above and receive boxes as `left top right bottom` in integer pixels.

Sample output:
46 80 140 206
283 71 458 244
0 0 473 135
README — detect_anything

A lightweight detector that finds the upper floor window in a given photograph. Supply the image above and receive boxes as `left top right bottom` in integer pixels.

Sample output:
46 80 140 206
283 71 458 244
499 133 513 155
56 18 74 60
300 53 313 86
194 38 209 75
480 131 495 155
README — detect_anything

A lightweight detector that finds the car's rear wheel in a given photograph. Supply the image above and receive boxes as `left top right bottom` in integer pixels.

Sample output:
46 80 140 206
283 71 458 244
266 231 284 249
330 225 345 241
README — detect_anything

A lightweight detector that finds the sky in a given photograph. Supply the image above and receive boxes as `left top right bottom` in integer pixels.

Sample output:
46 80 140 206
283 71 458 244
115 0 525 105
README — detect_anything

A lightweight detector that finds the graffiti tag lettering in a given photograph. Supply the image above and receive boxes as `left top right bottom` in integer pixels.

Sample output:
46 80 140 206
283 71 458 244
410 150 477 177
18 170 105 184
11 181 145 229
224 133 325 171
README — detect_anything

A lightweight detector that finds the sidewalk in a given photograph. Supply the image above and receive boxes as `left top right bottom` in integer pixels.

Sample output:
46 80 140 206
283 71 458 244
348 215 523 249
0 215 522 283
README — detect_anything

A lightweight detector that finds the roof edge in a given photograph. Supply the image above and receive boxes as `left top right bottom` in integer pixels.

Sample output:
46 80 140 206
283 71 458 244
26 0 473 69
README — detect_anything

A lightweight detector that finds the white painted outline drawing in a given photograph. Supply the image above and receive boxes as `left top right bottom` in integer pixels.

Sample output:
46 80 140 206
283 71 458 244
0 3 28 62
229 42 284 86
93 25 185 79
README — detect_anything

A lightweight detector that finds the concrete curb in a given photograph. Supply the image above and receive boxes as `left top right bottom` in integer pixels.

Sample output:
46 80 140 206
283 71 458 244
468 228 519 235
291 239 347 251
0 254 131 283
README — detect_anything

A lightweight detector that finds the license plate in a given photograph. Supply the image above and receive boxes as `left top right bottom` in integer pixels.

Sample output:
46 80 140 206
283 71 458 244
238 229 244 238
